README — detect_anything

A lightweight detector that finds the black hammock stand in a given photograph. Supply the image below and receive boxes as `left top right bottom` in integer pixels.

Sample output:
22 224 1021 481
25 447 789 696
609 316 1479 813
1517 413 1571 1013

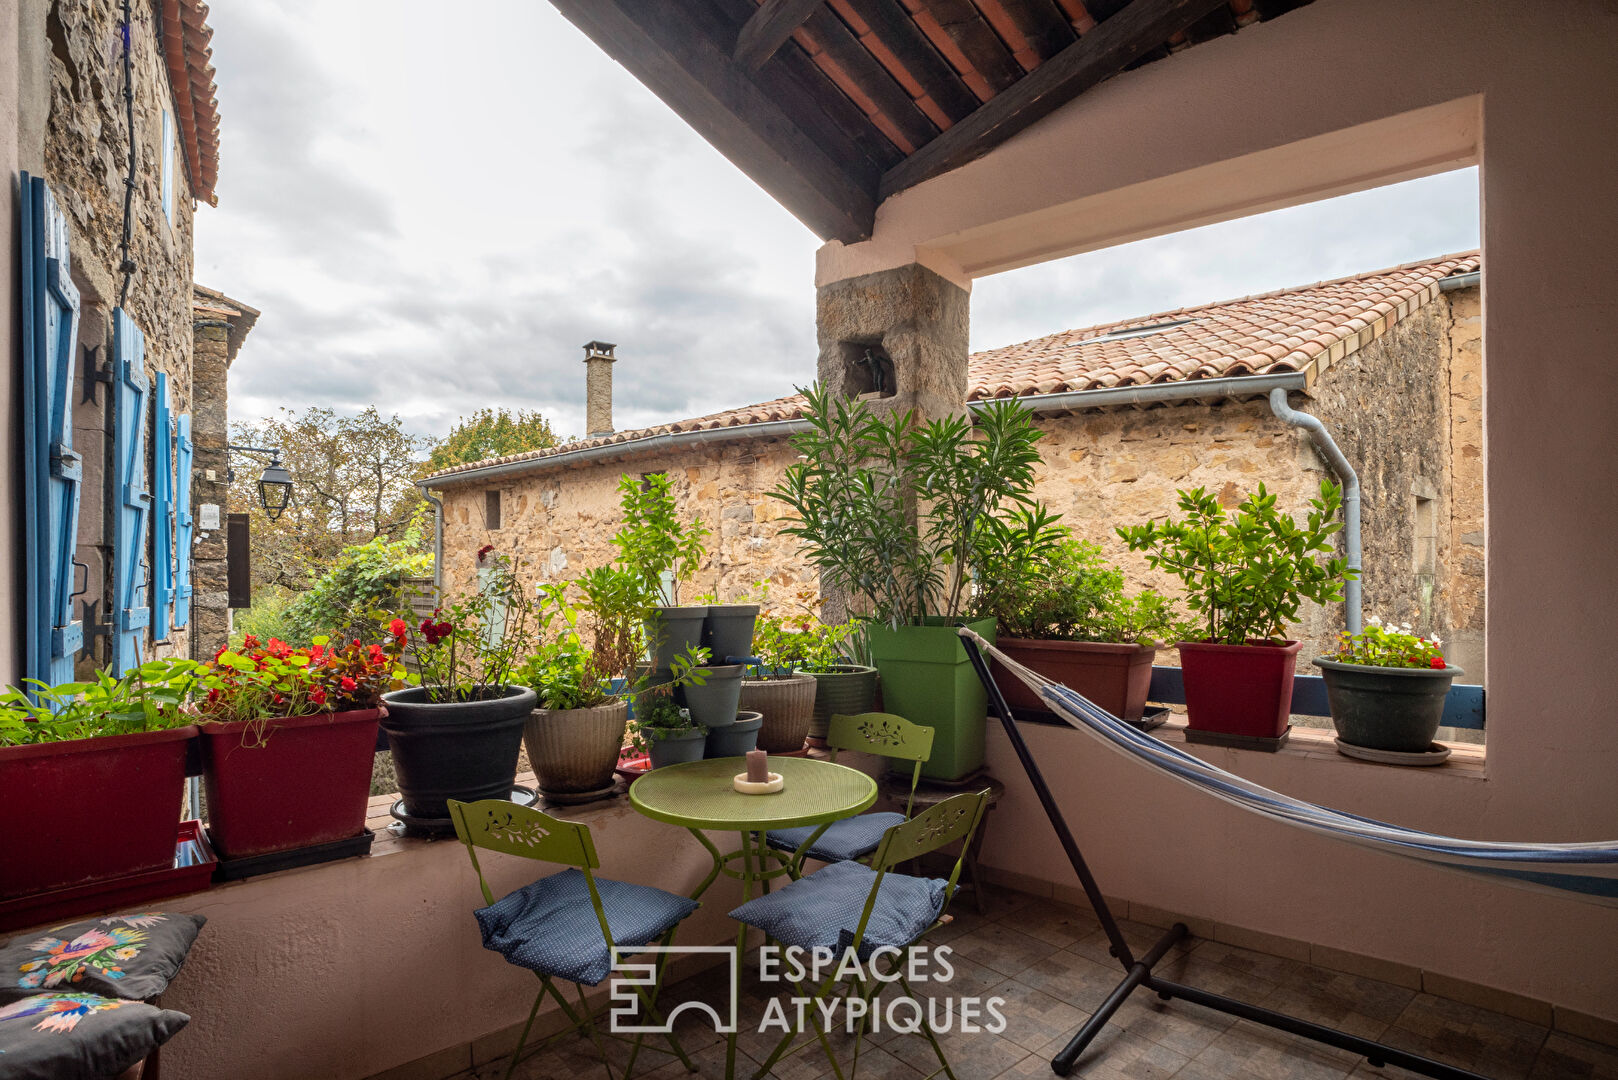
961 637 1491 1080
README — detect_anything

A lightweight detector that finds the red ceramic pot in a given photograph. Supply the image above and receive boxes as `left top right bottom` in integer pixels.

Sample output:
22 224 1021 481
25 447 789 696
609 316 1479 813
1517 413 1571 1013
1177 639 1303 739
199 708 382 859
993 639 1158 720
0 726 198 900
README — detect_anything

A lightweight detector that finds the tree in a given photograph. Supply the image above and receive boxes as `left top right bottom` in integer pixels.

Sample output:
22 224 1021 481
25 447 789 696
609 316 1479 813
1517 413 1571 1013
423 407 560 475
230 407 433 591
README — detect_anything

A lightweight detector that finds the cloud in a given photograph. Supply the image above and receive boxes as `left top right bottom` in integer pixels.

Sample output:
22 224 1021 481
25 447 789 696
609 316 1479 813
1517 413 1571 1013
196 1 1477 447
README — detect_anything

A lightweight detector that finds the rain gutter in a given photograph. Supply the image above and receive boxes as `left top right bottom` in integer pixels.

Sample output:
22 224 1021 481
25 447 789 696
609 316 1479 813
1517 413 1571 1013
1267 387 1363 633
420 488 445 596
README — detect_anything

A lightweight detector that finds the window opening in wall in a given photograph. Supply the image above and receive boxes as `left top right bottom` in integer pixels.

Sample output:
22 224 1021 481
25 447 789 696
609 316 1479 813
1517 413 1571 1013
485 489 501 530
837 340 895 399
161 109 175 224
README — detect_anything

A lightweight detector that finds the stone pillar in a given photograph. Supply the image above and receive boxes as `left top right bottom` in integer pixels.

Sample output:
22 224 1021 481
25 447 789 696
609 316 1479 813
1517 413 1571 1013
583 340 616 438
813 263 972 620
189 320 232 659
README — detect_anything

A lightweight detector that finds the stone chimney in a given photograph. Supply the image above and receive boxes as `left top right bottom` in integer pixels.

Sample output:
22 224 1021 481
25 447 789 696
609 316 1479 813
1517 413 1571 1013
583 340 617 438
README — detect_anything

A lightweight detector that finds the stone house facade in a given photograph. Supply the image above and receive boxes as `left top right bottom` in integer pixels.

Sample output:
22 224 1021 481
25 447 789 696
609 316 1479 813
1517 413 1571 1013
425 254 1485 682
2 0 240 686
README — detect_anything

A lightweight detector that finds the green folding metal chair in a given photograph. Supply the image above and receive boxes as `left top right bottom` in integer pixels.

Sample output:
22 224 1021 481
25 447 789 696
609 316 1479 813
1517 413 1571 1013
448 798 700 1080
764 712 935 876
733 788 991 1080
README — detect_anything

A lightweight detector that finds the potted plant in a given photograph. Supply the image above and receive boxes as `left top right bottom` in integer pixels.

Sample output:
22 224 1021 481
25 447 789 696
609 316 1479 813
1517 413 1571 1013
976 539 1188 721
0 661 200 900
515 578 705 804
1119 482 1357 748
628 692 705 769
739 586 832 752
612 473 711 669
1315 617 1461 757
773 385 1056 779
379 554 538 821
193 635 396 858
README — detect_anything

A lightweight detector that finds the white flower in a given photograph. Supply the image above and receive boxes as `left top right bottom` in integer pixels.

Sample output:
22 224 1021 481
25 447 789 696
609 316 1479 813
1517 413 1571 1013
1431 636 1443 646
1399 623 1413 632
1365 615 1383 626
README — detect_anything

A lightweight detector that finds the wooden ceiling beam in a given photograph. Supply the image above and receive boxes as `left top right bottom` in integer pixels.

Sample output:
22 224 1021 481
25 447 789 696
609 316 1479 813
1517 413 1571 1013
551 0 877 241
803 7 941 151
840 0 980 124
734 0 824 70
880 0 1231 198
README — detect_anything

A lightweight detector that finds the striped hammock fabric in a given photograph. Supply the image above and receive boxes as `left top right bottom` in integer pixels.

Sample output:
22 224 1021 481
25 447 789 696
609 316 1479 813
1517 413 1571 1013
963 629 1618 907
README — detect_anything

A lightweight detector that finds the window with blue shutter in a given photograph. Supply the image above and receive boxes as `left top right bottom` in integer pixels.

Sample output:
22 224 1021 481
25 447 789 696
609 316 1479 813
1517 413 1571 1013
113 309 152 673
173 415 194 628
151 373 175 641
19 173 84 692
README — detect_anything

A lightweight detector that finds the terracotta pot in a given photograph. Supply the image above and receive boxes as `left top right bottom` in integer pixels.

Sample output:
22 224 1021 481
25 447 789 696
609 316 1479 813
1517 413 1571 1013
523 700 629 799
1314 657 1462 753
1178 639 1303 740
993 638 1157 720
199 708 382 859
798 664 879 747
739 675 817 752
0 726 198 900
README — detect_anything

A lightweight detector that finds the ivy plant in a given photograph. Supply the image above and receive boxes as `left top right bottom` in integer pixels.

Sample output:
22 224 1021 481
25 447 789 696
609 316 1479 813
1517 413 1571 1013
612 473 708 606
1117 482 1357 645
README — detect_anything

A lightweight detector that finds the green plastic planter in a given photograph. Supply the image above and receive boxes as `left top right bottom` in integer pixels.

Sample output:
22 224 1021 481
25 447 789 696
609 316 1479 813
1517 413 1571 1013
866 617 996 781
1314 657 1462 753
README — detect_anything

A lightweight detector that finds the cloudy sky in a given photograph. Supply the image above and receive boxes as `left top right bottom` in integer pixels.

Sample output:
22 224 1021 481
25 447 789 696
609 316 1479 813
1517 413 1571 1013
194 1 1480 443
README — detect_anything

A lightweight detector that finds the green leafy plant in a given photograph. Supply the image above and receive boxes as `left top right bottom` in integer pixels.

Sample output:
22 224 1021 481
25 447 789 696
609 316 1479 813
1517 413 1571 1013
385 553 536 702
1117 482 1358 645
1332 616 1447 669
192 635 403 745
746 584 858 675
977 539 1191 645
626 691 700 753
0 661 202 746
772 384 1053 629
281 525 434 644
612 473 708 605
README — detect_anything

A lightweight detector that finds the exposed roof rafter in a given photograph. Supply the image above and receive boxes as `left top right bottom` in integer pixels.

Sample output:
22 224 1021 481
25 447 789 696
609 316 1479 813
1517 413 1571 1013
734 0 824 69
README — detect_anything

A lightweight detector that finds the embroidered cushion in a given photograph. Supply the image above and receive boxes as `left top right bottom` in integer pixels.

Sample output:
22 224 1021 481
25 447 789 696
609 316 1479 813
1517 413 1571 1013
474 869 699 986
729 860 947 958
0 913 206 1003
765 812 906 863
0 993 189 1080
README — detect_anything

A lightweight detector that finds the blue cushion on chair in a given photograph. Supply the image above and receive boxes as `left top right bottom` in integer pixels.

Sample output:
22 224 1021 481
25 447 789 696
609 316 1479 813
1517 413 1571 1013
474 869 699 986
729 860 947 958
766 812 906 863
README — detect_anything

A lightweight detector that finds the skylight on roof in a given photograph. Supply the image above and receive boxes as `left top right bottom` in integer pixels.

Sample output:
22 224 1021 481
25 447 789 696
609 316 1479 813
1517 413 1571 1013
1085 318 1194 343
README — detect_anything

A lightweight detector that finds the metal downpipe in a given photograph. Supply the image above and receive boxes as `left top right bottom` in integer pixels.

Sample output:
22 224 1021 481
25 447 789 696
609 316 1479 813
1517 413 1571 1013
421 489 445 599
1268 387 1362 634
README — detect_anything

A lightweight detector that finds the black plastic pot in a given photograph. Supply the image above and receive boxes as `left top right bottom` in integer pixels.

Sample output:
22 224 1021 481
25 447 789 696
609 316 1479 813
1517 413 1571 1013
703 604 759 663
1313 658 1462 753
379 685 537 818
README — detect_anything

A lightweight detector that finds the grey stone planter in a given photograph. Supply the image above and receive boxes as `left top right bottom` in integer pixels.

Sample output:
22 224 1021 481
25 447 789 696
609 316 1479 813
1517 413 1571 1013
1314 657 1463 754
522 700 628 803
705 711 763 758
798 664 879 747
739 674 817 752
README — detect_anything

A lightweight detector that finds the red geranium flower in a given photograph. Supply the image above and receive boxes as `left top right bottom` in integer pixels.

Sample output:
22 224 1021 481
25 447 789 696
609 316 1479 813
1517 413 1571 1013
1430 657 1446 669
477 544 495 560
309 687 327 706
339 676 357 693
389 618 408 640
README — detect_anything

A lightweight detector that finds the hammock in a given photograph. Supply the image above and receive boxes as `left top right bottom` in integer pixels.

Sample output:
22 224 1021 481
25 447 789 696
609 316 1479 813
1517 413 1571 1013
963 628 1618 907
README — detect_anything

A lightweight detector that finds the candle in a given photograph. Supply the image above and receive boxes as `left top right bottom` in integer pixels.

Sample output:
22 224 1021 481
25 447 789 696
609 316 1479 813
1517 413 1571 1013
746 749 769 783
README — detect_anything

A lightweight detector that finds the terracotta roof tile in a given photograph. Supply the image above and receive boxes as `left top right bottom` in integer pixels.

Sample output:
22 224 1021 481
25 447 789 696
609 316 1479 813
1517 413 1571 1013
424 252 1478 482
159 0 221 205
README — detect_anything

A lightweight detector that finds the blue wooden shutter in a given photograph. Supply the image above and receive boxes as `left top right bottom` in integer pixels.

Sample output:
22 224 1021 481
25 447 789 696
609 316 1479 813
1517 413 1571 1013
151 373 175 641
19 173 84 692
113 309 151 673
173 414 194 628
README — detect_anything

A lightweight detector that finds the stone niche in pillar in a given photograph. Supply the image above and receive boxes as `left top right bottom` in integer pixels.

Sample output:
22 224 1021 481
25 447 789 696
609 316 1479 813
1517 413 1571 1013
815 263 970 423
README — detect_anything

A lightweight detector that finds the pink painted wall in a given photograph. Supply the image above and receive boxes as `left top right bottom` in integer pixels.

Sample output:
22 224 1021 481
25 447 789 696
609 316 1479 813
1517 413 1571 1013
820 0 1618 1021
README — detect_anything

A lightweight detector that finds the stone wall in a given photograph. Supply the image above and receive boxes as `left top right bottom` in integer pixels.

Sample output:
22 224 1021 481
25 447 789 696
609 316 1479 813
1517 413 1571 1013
33 0 199 669
1442 286 1485 678
436 291 1484 696
189 317 231 659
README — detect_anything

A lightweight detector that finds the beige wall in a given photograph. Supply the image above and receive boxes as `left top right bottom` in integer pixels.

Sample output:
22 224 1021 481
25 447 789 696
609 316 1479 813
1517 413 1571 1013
2 3 23 687
819 0 1617 1021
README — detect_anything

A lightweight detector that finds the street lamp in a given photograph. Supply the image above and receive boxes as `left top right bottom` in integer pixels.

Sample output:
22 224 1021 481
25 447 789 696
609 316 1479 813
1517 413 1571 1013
227 445 295 522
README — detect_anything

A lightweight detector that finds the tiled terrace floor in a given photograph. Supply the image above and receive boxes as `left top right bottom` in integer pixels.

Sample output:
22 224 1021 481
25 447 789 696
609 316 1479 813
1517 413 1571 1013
445 888 1616 1080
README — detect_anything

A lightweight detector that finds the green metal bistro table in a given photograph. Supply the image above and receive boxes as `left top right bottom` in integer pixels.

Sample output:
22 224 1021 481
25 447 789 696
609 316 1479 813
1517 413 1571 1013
629 755 878 1080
